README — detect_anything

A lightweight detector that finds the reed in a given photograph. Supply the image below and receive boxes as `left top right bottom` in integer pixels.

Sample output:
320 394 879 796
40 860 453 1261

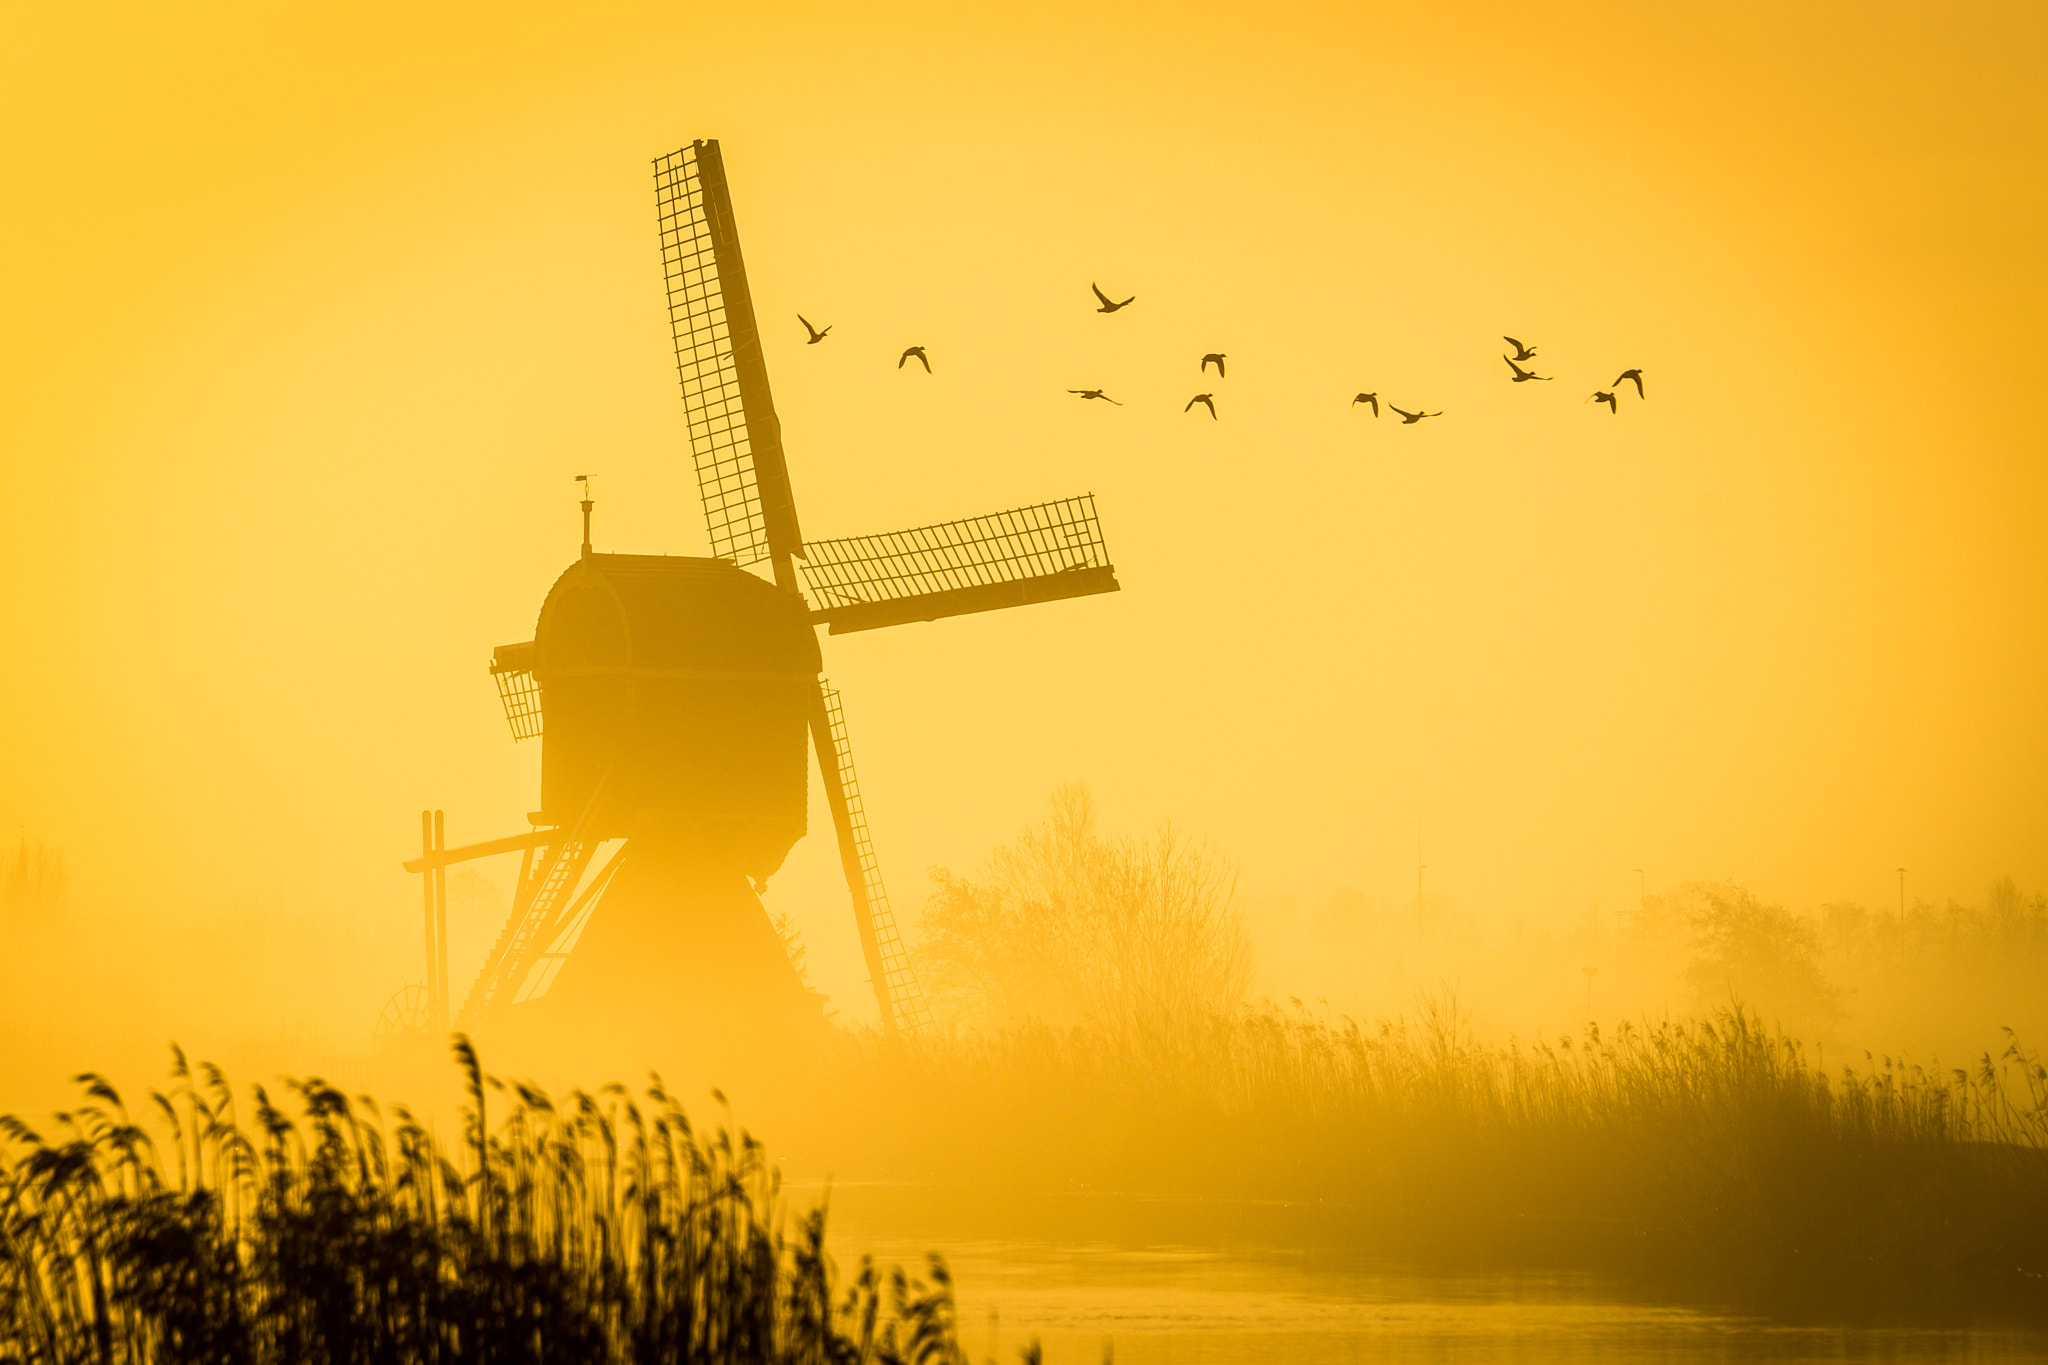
0 1039 968 1364
841 1001 2048 1318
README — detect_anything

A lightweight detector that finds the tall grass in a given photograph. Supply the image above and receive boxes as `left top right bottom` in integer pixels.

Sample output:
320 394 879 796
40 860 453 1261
0 1038 968 1364
845 1001 2048 1318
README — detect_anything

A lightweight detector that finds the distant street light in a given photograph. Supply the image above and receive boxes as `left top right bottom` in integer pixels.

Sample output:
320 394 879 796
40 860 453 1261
1897 867 1907 964
1413 817 1425 910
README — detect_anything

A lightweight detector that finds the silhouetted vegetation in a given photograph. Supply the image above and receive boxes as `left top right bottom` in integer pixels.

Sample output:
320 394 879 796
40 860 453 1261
888 792 2048 1318
918 785 1249 1040
1249 873 2048 1058
0 838 64 928
0 1039 968 1364
849 1001 2048 1321
1649 878 2048 1049
1670 881 1842 1025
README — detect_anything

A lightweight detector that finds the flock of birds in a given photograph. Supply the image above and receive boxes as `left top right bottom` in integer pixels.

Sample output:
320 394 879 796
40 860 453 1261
794 285 1647 423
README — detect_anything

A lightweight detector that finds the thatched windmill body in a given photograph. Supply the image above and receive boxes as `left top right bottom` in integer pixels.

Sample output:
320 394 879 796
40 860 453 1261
403 140 1121 1045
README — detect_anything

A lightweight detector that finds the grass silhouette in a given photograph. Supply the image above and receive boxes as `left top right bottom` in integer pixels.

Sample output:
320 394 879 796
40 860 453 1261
1 1037 968 1364
8 1008 2046 1352
842 1001 2048 1320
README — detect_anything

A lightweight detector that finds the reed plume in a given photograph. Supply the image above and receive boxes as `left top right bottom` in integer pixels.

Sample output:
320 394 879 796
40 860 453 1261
0 1037 969 1364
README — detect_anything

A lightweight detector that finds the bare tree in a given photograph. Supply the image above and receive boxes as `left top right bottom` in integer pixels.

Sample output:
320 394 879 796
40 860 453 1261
918 786 1250 1039
1 837 65 927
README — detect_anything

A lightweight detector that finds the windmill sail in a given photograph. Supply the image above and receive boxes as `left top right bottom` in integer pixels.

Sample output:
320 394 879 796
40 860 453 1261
811 679 933 1036
799 495 1119 634
655 141 803 571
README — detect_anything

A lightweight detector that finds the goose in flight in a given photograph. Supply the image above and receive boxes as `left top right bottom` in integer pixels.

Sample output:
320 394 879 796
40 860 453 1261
1590 390 1618 413
799 314 831 344
1092 282 1136 313
899 346 931 373
1201 352 1227 378
1504 336 1537 362
1351 392 1380 416
1614 368 1645 398
1504 356 1552 383
1390 405 1441 424
1069 388 1122 404
1185 393 1217 419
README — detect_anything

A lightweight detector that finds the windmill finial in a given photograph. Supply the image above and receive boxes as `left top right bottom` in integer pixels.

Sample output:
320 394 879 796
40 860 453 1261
576 475 593 558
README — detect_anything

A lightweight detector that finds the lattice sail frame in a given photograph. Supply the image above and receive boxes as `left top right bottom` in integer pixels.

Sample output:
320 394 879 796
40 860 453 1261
819 681 934 1036
654 142 801 567
490 642 542 741
800 495 1108 604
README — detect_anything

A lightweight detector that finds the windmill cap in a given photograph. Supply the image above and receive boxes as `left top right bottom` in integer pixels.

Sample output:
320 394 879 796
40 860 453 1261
532 554 820 679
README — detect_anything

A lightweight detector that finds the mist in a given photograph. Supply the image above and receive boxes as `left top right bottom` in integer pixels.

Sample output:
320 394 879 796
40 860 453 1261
6 0 2048 1354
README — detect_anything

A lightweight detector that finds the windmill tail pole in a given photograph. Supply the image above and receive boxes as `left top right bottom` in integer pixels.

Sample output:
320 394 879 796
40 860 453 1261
808 679 898 1036
421 810 439 1028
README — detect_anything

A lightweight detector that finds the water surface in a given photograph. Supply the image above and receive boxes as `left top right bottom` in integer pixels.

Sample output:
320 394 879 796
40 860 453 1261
814 1186 2047 1364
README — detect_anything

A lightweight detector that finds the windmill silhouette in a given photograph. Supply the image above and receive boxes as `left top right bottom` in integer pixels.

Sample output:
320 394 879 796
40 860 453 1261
402 141 1122 1044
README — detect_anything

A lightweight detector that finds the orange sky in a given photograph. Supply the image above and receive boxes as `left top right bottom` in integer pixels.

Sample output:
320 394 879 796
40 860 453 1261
3 1 2044 1032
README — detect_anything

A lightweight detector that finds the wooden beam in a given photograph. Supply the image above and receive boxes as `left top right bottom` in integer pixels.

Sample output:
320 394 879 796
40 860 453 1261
433 810 449 1035
812 565 1120 636
402 828 555 874
421 811 437 1028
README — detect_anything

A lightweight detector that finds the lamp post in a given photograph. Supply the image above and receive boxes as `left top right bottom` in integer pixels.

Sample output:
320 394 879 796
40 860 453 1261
1410 817 1425 915
1897 867 1907 964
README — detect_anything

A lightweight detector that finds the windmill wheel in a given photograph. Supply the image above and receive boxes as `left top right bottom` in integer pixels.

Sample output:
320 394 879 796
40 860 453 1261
372 982 432 1054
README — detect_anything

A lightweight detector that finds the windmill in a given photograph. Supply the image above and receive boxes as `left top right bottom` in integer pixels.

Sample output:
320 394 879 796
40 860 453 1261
402 140 1121 1043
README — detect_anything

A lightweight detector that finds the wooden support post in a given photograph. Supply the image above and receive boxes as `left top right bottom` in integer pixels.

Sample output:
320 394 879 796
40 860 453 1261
434 810 449 1035
420 810 438 1030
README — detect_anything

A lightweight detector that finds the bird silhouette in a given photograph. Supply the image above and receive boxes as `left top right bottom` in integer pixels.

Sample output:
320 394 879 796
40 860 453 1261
899 346 930 373
1091 283 1135 313
1504 336 1538 362
799 314 831 344
1590 391 1618 413
1614 368 1645 399
1390 405 1441 424
1504 356 1552 383
1201 352 1227 378
1069 388 1122 404
1185 393 1217 419
1351 392 1380 416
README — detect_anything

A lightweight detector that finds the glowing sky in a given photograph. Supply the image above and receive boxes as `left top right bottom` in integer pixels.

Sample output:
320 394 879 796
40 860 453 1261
3 2 2043 1029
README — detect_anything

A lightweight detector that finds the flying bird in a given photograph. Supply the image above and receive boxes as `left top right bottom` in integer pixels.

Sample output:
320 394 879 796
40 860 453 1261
1351 392 1380 416
1069 388 1122 404
1201 352 1227 378
1504 356 1552 383
1504 336 1538 362
899 346 930 373
1614 368 1645 398
799 314 831 344
1590 390 1618 413
1185 393 1217 419
1091 282 1135 313
1389 405 1441 424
